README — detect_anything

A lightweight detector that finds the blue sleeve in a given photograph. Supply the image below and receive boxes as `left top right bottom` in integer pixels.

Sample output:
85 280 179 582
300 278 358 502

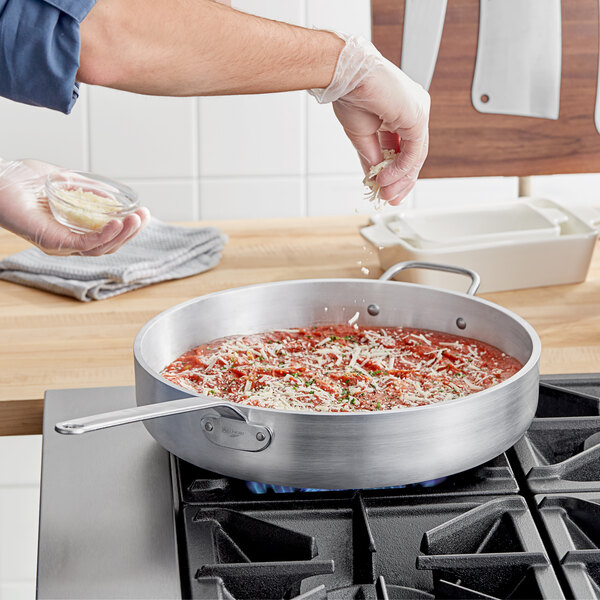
0 0 97 114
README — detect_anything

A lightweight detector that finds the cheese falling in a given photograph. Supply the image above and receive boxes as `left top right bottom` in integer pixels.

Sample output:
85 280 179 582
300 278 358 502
363 149 398 210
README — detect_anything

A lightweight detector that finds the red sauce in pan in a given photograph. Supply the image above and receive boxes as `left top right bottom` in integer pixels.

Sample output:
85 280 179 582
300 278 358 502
161 325 522 412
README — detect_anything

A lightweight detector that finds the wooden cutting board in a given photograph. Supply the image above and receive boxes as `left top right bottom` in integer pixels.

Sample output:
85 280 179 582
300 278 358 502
372 0 600 177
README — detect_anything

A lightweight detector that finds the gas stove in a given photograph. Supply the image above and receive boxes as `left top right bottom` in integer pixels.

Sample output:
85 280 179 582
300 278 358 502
37 375 600 599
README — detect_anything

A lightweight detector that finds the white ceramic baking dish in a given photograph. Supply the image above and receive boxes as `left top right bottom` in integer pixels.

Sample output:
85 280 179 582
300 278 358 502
388 201 567 248
361 198 600 293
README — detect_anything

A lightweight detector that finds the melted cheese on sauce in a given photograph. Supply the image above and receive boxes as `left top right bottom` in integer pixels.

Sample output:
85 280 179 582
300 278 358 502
161 325 522 413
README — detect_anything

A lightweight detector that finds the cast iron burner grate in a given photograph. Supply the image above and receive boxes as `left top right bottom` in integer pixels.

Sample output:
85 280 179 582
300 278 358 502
180 493 562 599
172 375 600 599
510 377 600 493
536 492 600 599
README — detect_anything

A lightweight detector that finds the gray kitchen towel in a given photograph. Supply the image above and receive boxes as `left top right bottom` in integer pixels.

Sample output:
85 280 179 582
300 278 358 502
0 219 227 301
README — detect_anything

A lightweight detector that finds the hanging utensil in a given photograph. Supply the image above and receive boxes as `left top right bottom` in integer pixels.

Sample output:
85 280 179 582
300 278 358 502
596 4 600 134
401 0 448 90
472 0 562 119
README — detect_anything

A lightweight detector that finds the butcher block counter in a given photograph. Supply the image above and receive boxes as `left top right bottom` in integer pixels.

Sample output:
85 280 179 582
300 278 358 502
1 215 599 436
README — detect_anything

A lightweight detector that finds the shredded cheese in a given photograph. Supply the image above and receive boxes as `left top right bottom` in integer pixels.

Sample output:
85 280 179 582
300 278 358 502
362 149 398 209
53 187 121 230
161 325 522 414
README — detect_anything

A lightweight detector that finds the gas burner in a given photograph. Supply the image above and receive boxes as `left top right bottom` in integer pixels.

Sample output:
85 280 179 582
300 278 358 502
181 493 562 600
176 452 518 505
298 576 433 599
243 478 448 495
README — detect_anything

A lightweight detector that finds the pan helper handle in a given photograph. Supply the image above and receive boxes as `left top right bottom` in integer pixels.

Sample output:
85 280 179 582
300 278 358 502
309 34 430 205
380 261 481 296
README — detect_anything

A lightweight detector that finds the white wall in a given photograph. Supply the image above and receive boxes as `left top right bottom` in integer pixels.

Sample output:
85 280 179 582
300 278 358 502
0 0 597 223
0 435 41 599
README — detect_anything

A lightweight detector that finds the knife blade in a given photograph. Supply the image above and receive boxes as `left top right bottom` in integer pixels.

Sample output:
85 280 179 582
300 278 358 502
472 0 562 120
400 0 448 91
596 0 600 133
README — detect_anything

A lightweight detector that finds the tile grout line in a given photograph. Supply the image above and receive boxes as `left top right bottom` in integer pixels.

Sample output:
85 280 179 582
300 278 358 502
301 0 309 217
83 85 92 171
191 97 201 221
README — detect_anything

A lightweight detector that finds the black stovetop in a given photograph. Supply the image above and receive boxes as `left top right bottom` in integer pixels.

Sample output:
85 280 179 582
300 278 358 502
174 374 600 600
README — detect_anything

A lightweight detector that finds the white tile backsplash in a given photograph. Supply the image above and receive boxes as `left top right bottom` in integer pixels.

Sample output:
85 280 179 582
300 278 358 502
307 101 364 175
307 174 368 215
306 0 372 38
122 179 197 221
305 0 372 184
199 93 304 177
0 90 88 170
233 0 305 24
89 87 196 179
531 173 600 206
0 2 598 225
413 177 519 209
308 175 415 216
200 177 303 219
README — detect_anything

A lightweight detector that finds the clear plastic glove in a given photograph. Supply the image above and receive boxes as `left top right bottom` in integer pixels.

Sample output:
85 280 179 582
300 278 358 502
309 35 430 205
0 159 150 256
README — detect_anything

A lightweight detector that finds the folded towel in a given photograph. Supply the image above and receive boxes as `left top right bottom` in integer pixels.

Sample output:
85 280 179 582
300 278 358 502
0 219 227 301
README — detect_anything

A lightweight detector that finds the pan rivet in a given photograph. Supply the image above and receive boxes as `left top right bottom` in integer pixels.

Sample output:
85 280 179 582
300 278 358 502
367 304 380 316
256 432 266 442
456 318 467 330
204 422 214 432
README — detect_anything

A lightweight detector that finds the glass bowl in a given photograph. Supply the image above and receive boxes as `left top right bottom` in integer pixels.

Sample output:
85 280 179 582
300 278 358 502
46 171 139 234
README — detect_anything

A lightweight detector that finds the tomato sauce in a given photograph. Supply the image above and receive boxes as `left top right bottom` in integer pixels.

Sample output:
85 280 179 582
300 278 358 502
161 325 522 412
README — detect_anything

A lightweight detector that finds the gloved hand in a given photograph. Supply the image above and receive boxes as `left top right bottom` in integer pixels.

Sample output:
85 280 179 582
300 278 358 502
0 158 150 256
310 35 430 205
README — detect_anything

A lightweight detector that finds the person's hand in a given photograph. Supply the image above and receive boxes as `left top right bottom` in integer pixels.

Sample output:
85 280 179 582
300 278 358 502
0 159 150 256
310 35 430 205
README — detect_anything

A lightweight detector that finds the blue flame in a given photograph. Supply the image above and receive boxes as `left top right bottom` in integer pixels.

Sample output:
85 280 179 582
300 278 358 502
245 477 446 494
246 481 268 494
419 477 448 488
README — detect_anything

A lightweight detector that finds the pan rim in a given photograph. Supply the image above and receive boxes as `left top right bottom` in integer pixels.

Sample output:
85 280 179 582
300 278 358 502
134 277 541 417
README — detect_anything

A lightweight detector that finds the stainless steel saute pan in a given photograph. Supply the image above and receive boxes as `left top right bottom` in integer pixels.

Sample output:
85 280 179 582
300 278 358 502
56 262 541 489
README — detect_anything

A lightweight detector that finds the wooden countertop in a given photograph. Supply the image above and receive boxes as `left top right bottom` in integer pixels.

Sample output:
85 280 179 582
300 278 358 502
1 215 599 436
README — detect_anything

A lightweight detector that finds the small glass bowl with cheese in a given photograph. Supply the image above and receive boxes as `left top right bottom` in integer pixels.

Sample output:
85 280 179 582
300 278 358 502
45 171 139 234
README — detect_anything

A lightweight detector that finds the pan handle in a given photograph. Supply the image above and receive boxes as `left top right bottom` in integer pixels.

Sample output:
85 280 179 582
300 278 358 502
55 397 272 452
378 261 481 296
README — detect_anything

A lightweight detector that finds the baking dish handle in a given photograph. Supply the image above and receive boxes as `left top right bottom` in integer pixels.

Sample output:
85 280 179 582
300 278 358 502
569 204 600 232
379 261 481 296
55 397 272 452
360 220 401 248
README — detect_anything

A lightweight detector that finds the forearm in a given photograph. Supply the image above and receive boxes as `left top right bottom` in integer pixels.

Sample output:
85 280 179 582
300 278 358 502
78 0 344 96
